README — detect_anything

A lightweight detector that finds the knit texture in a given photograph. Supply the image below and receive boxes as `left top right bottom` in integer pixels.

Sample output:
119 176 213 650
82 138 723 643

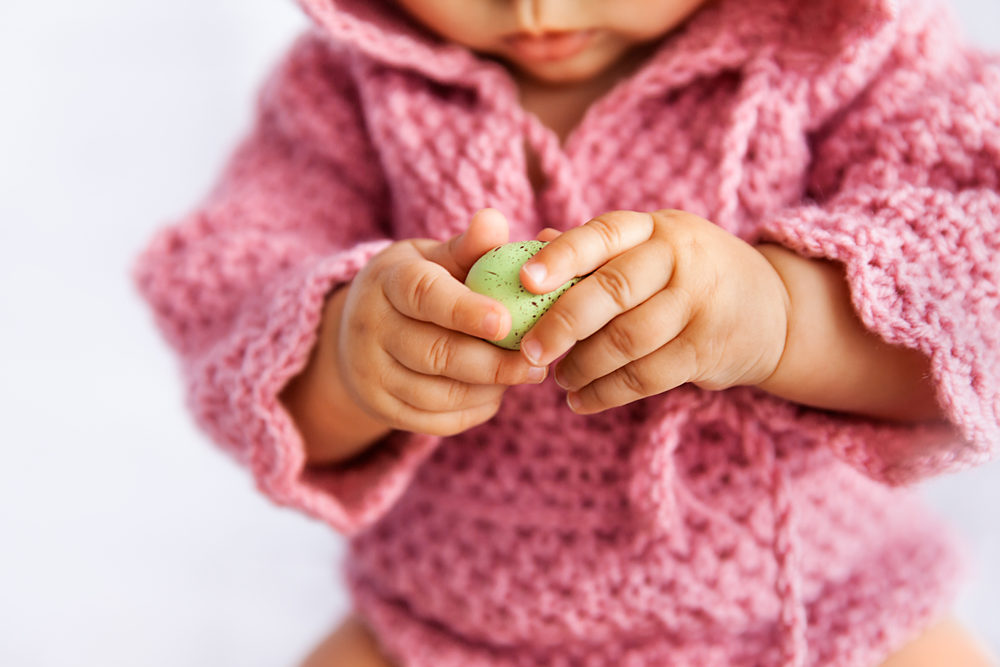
134 0 1000 664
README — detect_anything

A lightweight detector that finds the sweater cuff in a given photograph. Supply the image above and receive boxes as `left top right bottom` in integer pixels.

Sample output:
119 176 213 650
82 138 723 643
188 239 442 534
754 193 1000 484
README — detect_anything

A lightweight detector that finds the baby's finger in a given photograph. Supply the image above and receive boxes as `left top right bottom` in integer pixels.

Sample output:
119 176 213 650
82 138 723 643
519 210 655 294
384 259 511 340
519 240 674 366
535 227 561 242
418 208 510 279
385 318 547 386
382 359 506 413
378 388 505 438
553 288 692 391
423 402 506 437
566 335 700 414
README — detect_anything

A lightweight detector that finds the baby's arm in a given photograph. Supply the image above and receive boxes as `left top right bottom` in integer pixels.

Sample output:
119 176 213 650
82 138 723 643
753 243 941 423
514 206 968 429
282 210 545 465
517 210 937 423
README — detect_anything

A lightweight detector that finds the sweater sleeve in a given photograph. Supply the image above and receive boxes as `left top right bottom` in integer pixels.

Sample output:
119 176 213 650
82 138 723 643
133 33 441 535
754 16 1000 485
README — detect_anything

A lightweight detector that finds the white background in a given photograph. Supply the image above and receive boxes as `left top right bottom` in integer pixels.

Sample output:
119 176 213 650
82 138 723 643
1 0 998 664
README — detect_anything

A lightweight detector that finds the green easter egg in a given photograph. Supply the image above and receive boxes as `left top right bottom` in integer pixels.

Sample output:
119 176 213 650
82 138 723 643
465 240 581 350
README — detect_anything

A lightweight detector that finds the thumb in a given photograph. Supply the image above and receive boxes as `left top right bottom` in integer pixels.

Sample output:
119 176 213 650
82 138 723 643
424 208 510 278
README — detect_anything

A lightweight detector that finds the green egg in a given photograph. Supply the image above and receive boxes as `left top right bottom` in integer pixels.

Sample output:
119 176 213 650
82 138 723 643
465 240 581 350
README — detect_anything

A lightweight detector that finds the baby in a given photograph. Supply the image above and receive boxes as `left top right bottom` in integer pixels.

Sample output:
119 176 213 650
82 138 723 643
135 0 1000 665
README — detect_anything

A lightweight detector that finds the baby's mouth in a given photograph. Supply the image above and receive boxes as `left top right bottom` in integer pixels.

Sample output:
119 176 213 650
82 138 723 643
503 30 598 62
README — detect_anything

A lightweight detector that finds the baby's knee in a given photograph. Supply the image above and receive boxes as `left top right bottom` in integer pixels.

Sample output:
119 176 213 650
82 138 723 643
878 618 995 667
301 614 396 667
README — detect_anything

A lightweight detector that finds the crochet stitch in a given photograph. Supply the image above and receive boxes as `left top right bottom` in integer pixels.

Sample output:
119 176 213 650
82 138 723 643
134 0 1000 664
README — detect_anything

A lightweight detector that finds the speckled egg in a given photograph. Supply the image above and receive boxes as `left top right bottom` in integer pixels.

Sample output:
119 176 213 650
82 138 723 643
465 240 581 350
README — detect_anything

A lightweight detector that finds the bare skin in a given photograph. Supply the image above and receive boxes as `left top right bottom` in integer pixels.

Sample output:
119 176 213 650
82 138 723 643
300 615 393 667
280 1 994 663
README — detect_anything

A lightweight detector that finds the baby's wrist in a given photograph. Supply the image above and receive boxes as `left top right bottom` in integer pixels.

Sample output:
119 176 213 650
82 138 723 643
281 285 393 466
751 243 795 393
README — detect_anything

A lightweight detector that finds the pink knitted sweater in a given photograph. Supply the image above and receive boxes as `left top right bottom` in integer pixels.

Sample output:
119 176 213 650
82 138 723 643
134 0 1000 664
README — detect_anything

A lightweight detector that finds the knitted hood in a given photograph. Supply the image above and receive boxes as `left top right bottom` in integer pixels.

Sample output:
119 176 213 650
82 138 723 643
294 0 902 100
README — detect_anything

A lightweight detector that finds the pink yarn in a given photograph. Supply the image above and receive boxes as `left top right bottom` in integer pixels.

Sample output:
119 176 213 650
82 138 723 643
134 0 999 664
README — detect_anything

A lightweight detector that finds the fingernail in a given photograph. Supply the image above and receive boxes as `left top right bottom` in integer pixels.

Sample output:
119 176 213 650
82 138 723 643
527 366 547 383
521 338 543 365
521 263 547 288
566 392 581 412
482 311 501 338
553 367 569 390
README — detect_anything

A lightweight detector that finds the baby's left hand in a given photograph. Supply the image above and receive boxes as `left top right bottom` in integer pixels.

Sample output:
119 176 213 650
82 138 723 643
519 210 790 414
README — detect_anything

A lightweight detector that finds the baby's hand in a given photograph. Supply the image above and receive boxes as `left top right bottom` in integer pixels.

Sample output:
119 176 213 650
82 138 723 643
339 209 547 436
518 210 790 414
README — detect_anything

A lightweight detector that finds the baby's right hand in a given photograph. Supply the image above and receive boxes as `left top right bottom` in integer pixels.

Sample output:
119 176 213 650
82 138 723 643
338 209 547 437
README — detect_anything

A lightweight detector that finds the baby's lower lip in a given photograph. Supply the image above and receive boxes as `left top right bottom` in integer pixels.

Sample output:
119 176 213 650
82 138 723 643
504 30 597 62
